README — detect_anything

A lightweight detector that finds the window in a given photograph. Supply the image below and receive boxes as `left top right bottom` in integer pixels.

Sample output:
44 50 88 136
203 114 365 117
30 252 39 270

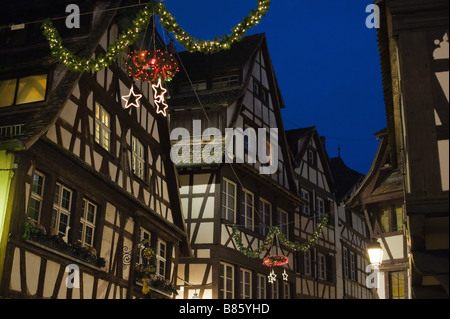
259 198 272 236
317 253 326 280
52 183 73 239
283 282 290 299
304 250 312 276
28 171 45 223
95 102 111 151
219 262 234 299
278 209 288 236
380 209 390 233
222 179 237 222
0 74 47 107
253 80 269 104
300 189 310 215
79 199 97 247
349 251 357 281
257 274 266 299
240 268 252 299
212 75 239 89
316 197 325 219
380 205 403 233
343 247 349 278
242 189 254 230
307 149 317 166
132 136 145 180
178 81 207 93
271 282 278 299
390 271 407 299
156 239 167 278
137 228 151 265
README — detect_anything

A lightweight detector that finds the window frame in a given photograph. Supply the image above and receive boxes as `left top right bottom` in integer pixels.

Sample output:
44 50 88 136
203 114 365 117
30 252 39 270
389 271 407 299
317 253 327 281
242 189 254 231
52 182 73 240
283 282 290 299
300 189 310 215
239 268 252 299
316 197 325 220
222 178 237 222
259 198 272 236
94 102 111 151
212 74 239 89
343 246 350 279
156 239 167 279
0 73 48 107
131 135 145 180
28 170 45 224
278 208 288 237
379 205 404 233
257 273 266 299
304 250 312 276
219 262 235 299
349 251 357 281
137 227 151 265
79 198 97 247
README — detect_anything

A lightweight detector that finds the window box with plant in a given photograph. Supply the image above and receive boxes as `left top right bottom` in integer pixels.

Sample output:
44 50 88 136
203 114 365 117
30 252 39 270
22 219 106 268
134 241 178 297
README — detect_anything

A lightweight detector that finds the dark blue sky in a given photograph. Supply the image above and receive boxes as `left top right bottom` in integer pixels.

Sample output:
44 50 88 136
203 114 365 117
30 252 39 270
162 1 386 175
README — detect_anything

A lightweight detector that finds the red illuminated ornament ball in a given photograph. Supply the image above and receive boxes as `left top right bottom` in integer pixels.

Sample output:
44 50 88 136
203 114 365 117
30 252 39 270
126 50 179 82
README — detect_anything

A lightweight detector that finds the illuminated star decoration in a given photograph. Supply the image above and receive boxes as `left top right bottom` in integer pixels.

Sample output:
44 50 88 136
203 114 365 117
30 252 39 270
282 269 288 281
122 85 142 109
268 270 277 284
152 77 169 117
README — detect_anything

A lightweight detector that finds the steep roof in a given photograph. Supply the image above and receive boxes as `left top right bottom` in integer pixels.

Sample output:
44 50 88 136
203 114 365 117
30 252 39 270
168 33 266 109
286 126 335 194
329 156 364 203
285 127 316 161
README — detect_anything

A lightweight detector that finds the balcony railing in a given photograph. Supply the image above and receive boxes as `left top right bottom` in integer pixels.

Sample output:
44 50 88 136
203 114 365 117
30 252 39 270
0 124 24 140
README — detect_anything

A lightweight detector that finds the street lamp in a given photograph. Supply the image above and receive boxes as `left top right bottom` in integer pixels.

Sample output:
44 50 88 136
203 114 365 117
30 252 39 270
368 240 383 265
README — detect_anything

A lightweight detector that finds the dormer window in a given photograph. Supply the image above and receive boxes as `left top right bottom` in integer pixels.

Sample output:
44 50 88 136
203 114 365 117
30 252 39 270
0 74 47 107
178 81 207 94
212 75 239 89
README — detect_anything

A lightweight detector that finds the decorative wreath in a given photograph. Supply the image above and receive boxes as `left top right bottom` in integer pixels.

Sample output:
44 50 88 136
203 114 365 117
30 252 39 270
263 255 289 267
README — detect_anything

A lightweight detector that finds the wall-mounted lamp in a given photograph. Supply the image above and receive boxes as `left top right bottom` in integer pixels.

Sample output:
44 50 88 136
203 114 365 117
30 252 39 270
367 240 383 265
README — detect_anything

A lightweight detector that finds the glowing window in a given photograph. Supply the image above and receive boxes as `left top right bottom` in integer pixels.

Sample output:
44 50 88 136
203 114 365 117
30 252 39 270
0 74 47 107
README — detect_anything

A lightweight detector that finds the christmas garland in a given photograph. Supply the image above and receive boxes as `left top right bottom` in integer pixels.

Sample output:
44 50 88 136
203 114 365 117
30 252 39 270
155 0 272 54
41 0 272 72
232 214 329 258
41 3 153 72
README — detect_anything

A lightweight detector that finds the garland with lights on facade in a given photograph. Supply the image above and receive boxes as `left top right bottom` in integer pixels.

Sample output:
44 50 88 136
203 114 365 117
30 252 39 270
155 0 272 54
41 0 271 70
232 214 329 258
41 3 153 72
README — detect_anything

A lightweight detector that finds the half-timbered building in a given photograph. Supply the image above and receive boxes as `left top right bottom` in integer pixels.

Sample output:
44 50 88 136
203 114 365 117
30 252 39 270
329 154 372 299
168 33 303 299
348 0 448 299
286 127 337 298
346 129 410 299
0 0 190 299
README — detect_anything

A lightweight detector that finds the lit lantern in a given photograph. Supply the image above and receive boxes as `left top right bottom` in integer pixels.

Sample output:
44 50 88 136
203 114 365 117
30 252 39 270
367 240 383 265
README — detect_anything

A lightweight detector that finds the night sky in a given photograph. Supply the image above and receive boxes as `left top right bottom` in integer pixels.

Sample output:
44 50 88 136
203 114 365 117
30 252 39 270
162 0 386 175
